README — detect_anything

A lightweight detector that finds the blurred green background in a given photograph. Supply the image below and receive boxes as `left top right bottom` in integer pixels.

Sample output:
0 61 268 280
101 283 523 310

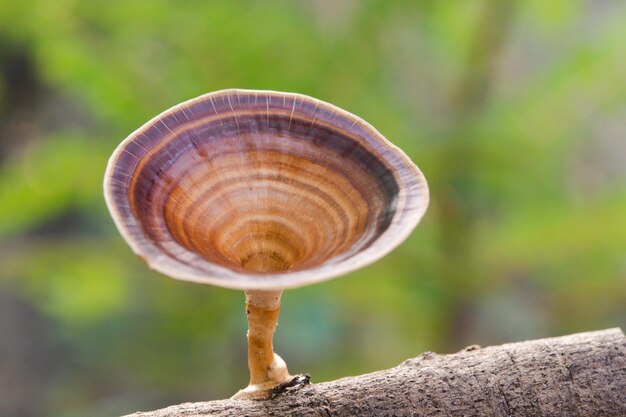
1 1 625 416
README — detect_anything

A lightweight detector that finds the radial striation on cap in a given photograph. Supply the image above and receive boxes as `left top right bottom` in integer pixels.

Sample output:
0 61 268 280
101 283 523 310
104 89 429 290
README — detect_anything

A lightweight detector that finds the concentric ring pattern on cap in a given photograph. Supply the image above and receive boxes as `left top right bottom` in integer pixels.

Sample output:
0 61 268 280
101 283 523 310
104 89 429 290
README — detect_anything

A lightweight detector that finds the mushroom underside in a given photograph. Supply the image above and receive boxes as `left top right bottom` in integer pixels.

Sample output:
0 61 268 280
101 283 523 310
128 116 399 275
105 90 429 287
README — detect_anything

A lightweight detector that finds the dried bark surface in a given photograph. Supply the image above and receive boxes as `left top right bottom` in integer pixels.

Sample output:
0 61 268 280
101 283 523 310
125 328 626 417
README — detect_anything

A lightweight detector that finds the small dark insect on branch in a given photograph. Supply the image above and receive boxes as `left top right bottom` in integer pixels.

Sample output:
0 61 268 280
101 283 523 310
270 374 311 399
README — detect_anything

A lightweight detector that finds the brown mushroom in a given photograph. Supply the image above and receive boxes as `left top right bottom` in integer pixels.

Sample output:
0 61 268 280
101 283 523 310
103 89 429 399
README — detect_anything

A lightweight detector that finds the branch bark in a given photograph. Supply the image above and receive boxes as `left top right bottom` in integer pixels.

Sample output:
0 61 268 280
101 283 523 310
124 328 626 417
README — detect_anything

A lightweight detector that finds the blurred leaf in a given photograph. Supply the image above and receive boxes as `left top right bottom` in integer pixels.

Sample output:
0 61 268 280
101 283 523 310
0 134 110 236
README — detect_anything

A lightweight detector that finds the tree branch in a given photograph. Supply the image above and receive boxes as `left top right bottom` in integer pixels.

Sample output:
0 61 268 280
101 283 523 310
124 328 626 417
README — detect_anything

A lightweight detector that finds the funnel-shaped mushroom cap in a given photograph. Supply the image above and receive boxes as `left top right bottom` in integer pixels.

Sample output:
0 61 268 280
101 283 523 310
104 89 428 290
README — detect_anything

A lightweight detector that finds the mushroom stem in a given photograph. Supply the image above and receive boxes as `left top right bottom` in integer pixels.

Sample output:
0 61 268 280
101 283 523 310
232 289 292 400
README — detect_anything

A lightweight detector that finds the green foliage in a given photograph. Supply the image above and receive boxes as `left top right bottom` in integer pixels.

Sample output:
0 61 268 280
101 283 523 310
0 134 108 236
1 1 625 416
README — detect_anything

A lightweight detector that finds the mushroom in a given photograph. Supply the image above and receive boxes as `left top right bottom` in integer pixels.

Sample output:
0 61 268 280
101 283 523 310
103 89 429 399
